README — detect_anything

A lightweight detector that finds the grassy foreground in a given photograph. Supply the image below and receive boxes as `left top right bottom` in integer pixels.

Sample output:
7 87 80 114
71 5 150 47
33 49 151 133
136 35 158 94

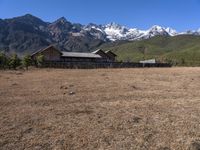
1 68 200 149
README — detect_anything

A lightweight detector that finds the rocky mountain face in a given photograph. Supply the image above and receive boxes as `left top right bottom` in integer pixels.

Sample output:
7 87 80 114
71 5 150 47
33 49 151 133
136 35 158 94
0 14 106 55
0 14 200 55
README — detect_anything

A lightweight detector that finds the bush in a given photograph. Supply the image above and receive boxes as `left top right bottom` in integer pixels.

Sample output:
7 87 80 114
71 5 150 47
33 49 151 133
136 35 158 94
36 54 44 67
0 52 8 69
8 54 21 69
22 55 32 70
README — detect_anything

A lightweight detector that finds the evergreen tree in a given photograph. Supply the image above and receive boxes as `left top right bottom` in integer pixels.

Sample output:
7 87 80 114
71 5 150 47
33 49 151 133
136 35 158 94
0 52 8 69
36 54 44 67
22 55 32 70
8 54 21 69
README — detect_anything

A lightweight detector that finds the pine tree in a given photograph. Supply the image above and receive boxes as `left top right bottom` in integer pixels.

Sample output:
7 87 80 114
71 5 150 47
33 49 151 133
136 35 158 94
0 52 8 69
36 54 44 67
8 54 21 69
22 55 32 70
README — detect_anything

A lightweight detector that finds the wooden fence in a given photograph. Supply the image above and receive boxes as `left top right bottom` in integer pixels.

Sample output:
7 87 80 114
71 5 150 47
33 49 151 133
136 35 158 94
42 61 172 69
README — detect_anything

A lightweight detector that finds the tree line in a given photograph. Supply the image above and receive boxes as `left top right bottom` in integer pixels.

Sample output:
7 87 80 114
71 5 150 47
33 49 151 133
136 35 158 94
0 52 44 70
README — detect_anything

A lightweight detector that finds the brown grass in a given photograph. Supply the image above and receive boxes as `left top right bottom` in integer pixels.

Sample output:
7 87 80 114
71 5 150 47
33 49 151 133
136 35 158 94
1 68 200 150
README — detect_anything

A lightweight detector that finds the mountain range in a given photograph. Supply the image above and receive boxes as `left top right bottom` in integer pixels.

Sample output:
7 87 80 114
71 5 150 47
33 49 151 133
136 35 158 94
1 14 200 56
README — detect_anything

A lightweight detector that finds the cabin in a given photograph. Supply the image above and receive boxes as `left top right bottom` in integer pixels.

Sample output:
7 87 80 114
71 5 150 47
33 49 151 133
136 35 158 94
31 46 62 61
31 45 117 63
105 50 117 62
92 49 117 62
31 46 171 68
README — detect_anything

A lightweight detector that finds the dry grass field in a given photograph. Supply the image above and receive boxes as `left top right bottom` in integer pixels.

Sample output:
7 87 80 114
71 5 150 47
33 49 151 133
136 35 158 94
1 68 200 150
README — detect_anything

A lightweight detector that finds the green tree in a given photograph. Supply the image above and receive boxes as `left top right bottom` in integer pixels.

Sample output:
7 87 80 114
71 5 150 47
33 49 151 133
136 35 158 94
22 55 32 70
36 54 44 67
0 52 8 69
8 54 21 69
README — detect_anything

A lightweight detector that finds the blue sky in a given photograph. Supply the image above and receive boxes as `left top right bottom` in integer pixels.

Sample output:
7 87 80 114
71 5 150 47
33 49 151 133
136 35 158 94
0 0 200 31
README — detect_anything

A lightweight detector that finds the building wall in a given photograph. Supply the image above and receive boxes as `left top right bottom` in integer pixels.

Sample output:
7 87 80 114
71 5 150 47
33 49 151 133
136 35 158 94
94 50 111 62
61 57 103 62
106 54 115 62
33 47 61 61
106 52 116 62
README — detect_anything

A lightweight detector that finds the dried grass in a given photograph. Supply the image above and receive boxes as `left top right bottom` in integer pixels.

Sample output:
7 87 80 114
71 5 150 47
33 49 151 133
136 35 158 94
0 68 200 149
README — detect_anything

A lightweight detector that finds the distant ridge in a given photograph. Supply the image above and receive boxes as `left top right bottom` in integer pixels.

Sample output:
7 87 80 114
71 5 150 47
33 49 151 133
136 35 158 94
1 14 200 56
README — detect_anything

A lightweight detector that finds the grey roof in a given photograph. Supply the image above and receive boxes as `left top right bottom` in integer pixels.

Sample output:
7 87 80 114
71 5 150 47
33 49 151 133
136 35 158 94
61 52 102 58
105 50 117 56
92 49 104 54
31 45 62 56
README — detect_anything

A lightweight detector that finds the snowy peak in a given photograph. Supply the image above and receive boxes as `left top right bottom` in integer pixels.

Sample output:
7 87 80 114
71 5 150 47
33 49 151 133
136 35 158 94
82 23 107 41
100 24 178 41
103 23 129 41
180 29 200 35
147 25 178 35
84 23 103 32
142 25 174 38
105 22 128 31
52 19 198 42
165 27 177 36
149 25 165 32
46 16 200 42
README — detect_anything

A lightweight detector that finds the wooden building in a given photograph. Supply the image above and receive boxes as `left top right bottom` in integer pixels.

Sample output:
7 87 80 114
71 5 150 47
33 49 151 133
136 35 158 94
31 46 62 61
92 49 117 62
105 50 117 62
31 45 117 62
31 46 171 68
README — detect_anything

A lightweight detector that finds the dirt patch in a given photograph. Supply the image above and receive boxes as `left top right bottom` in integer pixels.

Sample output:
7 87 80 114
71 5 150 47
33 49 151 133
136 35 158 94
188 140 200 150
0 68 200 149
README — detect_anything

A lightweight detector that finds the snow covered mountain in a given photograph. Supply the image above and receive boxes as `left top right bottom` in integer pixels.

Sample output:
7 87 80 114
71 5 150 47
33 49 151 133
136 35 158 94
179 29 200 36
83 23 179 41
1 14 200 54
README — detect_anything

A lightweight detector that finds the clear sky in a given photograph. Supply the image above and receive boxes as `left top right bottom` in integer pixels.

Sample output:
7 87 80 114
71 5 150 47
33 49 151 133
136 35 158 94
0 0 200 31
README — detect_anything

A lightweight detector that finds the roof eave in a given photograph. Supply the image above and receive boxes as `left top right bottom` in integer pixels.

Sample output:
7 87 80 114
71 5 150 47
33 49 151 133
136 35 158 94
31 45 62 56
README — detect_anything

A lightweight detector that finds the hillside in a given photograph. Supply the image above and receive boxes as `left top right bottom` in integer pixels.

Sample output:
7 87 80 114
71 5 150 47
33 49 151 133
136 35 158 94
99 35 200 66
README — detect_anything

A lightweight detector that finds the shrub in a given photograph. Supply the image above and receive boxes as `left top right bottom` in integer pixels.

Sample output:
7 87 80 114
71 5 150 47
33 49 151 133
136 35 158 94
22 55 32 70
36 54 44 67
8 54 21 69
0 52 8 69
